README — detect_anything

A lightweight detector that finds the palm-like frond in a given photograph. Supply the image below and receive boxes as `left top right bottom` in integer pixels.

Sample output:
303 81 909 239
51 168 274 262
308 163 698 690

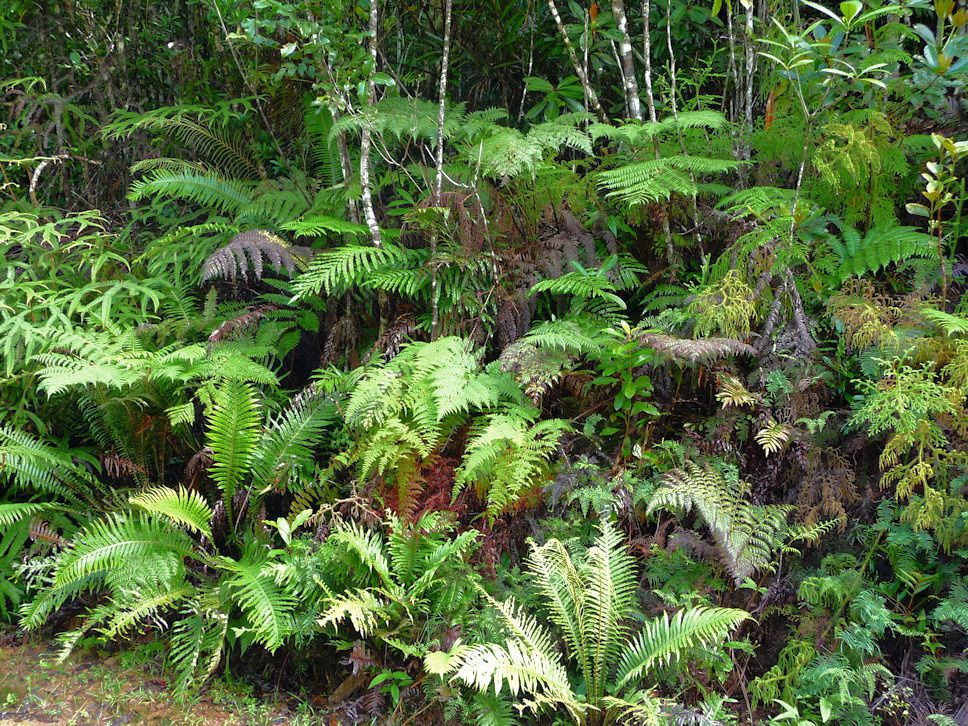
218 543 296 651
206 381 261 506
129 486 213 538
614 607 749 688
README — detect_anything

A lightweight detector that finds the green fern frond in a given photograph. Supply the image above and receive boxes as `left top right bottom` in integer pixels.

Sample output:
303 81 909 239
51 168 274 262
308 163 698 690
0 502 58 528
128 170 254 213
290 244 405 298
218 542 295 651
648 463 794 584
614 607 749 688
281 215 368 239
168 607 229 695
250 390 335 493
826 224 935 285
206 381 261 507
129 486 213 539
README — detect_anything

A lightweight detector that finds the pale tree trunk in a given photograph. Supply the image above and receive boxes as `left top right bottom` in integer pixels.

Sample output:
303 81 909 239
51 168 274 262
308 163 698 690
641 0 675 269
640 0 657 123
431 0 453 338
665 0 703 248
547 0 608 121
330 105 361 225
612 0 641 121
742 0 756 142
360 0 382 247
318 57 361 223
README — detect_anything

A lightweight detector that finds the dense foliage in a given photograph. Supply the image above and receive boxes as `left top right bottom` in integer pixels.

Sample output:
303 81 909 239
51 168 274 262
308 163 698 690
1 0 966 722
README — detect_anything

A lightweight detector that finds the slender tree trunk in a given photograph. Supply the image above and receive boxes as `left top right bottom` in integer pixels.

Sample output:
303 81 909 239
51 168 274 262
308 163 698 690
360 0 382 247
742 0 756 146
519 14 535 121
547 0 608 121
665 0 703 248
641 0 675 269
431 0 453 338
329 106 361 225
612 0 642 121
641 0 657 123
434 0 452 203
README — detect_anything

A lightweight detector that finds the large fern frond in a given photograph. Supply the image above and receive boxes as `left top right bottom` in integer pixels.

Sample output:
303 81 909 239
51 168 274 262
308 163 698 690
129 486 213 539
200 230 310 283
206 381 261 506
614 607 749 688
128 170 253 213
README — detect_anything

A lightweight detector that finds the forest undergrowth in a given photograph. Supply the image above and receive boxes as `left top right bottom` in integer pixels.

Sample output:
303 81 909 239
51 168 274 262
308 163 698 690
0 0 966 723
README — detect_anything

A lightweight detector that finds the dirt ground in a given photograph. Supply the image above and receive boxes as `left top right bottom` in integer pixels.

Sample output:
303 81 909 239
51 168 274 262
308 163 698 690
0 639 317 726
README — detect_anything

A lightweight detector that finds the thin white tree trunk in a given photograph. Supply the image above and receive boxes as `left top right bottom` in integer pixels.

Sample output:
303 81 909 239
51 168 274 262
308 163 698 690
743 0 756 140
641 0 675 268
640 0 657 123
360 0 382 247
431 0 453 338
612 0 642 121
547 0 608 121
434 0 452 203
665 0 703 247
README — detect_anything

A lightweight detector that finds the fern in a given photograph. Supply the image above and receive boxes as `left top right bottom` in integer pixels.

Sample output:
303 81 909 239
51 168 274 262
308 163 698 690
167 607 229 695
823 223 935 285
281 215 368 239
647 463 795 584
104 106 265 179
529 261 627 311
317 513 479 654
200 230 310 283
206 381 261 510
250 389 336 493
598 156 739 206
128 170 254 213
456 406 570 522
438 522 747 722
219 541 296 650
0 426 101 506
129 486 213 538
290 244 406 298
